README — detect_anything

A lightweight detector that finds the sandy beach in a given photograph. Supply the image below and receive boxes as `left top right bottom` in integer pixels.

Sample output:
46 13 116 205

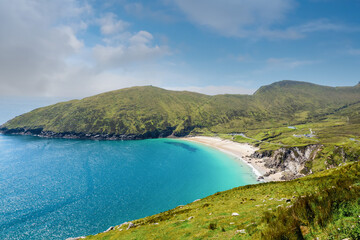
181 136 283 182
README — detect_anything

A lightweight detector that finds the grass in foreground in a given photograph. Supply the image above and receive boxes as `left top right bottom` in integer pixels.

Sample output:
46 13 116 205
84 161 360 239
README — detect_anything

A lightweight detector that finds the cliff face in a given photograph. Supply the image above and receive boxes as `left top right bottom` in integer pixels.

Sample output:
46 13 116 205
0 126 177 140
252 145 322 180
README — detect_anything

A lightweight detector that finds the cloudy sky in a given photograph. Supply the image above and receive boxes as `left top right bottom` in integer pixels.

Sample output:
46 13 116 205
1 0 360 98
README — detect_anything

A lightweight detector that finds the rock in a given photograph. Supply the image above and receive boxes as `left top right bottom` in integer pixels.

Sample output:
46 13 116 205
104 226 114 233
127 222 135 230
280 172 302 181
193 199 201 202
232 212 240 216
66 237 85 240
0 128 178 141
119 222 128 227
188 216 194 220
235 229 246 234
251 145 322 179
264 170 277 177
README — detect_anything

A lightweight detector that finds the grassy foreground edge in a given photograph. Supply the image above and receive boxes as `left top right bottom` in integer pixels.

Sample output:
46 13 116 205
77 160 360 240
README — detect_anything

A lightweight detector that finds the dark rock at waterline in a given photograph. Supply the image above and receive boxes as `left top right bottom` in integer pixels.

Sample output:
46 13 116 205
257 176 264 181
0 126 177 141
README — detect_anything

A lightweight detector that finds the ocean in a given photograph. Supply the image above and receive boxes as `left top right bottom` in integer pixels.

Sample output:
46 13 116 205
0 99 258 239
0 135 258 239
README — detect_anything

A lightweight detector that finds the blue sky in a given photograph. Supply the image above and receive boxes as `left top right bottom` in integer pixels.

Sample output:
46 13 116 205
0 0 360 97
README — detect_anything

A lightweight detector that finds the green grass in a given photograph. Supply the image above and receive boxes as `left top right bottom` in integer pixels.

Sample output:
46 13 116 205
219 102 360 173
2 81 360 138
84 161 360 240
2 80 360 239
259 178 360 239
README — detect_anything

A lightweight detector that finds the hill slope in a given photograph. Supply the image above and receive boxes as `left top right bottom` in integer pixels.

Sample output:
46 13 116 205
1 81 360 139
83 161 360 240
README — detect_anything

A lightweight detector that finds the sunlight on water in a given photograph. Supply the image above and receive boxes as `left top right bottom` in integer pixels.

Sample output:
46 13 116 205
0 135 257 239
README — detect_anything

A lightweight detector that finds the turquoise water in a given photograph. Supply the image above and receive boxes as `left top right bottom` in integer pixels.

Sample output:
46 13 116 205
0 134 258 239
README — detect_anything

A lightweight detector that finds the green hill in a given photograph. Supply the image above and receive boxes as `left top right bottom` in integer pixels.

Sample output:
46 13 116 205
1 80 360 138
2 80 360 239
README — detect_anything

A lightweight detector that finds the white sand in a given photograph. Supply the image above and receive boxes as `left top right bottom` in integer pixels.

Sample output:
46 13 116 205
181 136 283 182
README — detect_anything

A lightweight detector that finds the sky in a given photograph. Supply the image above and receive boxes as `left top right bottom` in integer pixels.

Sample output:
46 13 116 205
0 0 360 98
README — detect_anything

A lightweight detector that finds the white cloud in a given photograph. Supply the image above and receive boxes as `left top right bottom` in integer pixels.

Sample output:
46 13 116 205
173 0 358 39
287 19 360 39
0 0 171 97
45 67 164 98
97 13 129 35
124 2 174 22
266 58 320 69
345 48 360 55
93 31 170 69
174 0 296 39
130 30 153 45
0 0 88 96
58 26 84 51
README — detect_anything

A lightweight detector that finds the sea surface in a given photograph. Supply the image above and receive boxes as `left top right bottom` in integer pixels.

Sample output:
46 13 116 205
0 134 258 239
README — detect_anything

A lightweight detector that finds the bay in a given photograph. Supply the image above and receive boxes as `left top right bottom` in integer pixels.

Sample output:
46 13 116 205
0 134 257 239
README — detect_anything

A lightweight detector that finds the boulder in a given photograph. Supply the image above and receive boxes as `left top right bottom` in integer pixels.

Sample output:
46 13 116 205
104 226 114 233
127 222 136 230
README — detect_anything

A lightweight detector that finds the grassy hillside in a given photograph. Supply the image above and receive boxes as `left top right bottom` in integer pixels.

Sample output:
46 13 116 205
209 100 360 174
84 161 360 240
2 80 359 239
2 81 360 137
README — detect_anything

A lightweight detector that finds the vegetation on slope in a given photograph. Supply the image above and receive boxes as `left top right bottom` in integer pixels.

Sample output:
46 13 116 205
208 100 360 174
1 80 359 239
1 81 360 137
84 161 360 240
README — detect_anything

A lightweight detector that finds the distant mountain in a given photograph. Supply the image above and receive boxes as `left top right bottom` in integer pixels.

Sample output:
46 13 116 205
1 81 360 139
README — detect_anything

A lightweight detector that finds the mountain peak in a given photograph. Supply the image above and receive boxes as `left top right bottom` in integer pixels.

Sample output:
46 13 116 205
253 80 317 95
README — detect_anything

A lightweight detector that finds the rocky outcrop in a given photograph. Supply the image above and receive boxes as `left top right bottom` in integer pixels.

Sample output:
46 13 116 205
251 145 322 180
0 126 176 140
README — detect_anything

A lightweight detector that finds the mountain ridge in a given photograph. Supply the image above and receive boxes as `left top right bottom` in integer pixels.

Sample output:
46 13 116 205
1 80 360 139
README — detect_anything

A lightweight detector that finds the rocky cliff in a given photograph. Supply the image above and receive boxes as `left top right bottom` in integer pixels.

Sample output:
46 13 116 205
251 145 322 180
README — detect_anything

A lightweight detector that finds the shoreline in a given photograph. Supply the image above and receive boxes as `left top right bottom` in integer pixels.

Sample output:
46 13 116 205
180 136 283 182
0 131 283 181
